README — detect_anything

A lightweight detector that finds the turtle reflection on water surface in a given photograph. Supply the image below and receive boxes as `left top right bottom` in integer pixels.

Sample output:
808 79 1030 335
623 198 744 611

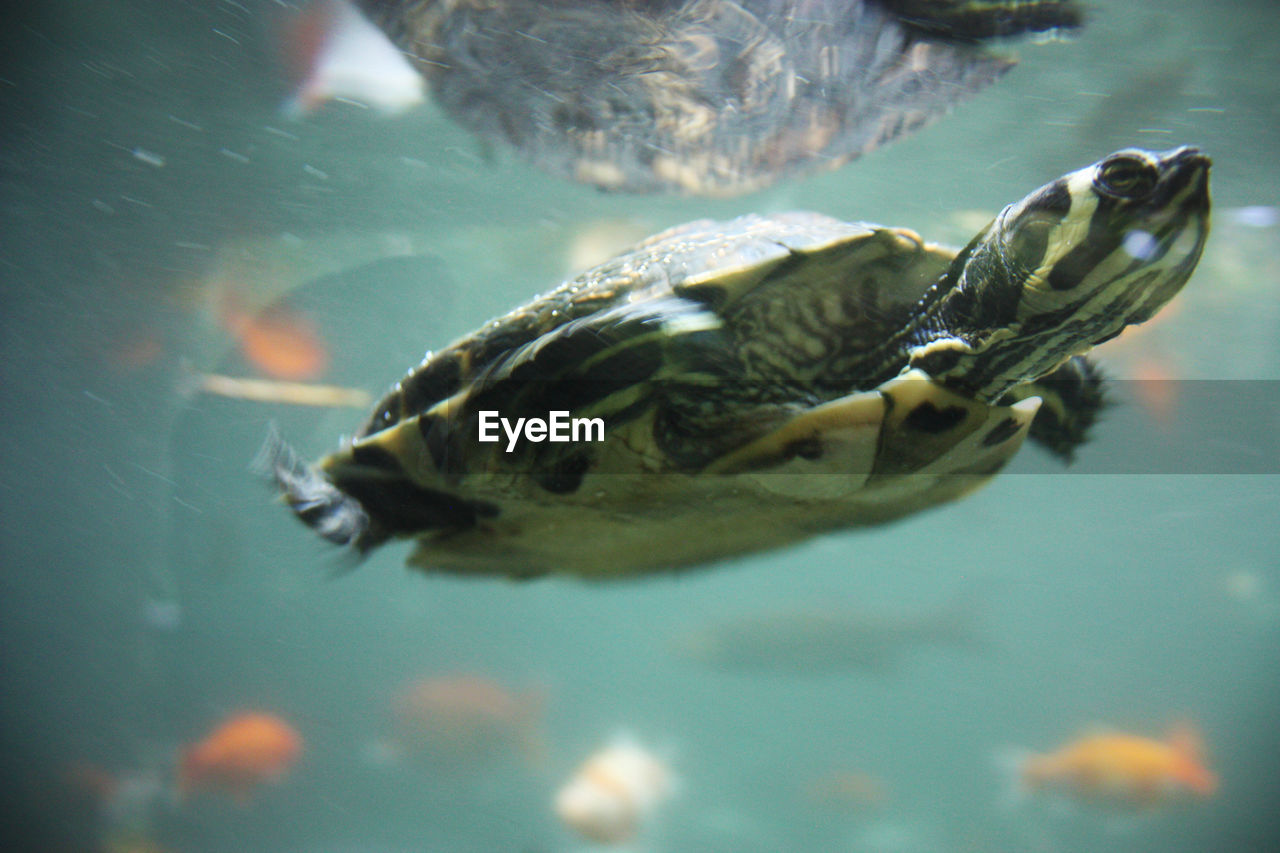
266 147 1210 580
354 0 1084 194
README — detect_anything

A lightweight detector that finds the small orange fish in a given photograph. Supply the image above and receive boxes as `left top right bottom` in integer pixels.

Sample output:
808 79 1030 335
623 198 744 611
1129 357 1180 429
1020 723 1217 808
178 712 302 804
393 674 544 766
222 301 330 381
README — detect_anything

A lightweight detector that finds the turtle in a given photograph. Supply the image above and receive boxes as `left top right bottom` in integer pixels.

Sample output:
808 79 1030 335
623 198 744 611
265 145 1211 579
354 0 1084 194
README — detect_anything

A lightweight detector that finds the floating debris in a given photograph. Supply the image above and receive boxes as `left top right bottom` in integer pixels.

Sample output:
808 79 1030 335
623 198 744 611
196 373 371 408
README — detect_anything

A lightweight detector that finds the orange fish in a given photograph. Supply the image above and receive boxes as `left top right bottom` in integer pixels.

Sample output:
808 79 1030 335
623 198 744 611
222 299 330 381
1019 723 1217 808
392 674 545 766
1128 357 1180 430
178 712 302 804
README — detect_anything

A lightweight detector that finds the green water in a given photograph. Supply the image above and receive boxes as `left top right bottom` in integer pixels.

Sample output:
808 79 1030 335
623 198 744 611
2 1 1278 850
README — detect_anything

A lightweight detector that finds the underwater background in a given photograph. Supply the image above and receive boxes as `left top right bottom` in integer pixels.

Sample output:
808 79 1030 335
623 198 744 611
1 1 1277 850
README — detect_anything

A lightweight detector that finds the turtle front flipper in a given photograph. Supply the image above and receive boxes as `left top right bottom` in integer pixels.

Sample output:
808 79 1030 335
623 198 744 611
1001 356 1107 463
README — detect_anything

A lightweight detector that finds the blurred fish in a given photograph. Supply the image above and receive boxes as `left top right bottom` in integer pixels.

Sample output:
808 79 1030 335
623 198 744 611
177 712 302 804
676 587 985 675
281 0 425 117
804 768 889 811
222 299 331 381
1008 723 1218 809
554 737 673 846
391 674 546 767
1128 358 1181 429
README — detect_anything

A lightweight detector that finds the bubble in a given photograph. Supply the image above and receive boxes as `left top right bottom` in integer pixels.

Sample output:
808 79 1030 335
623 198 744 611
1122 229 1158 260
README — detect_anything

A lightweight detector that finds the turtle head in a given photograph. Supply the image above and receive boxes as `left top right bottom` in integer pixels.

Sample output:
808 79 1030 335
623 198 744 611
911 146 1211 400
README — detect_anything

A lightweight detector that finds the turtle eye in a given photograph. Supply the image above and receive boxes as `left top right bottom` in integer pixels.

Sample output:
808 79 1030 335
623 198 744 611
1096 155 1159 199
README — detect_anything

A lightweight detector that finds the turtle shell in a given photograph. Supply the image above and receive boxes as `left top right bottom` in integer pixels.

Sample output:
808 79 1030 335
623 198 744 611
268 212 1041 578
360 212 949 438
356 0 1084 194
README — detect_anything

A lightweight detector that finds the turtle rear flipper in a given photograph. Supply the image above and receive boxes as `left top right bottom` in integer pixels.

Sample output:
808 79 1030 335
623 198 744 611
255 424 379 552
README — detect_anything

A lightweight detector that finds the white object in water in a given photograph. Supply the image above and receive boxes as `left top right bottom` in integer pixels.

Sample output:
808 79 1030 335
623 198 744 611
554 738 673 846
283 0 425 118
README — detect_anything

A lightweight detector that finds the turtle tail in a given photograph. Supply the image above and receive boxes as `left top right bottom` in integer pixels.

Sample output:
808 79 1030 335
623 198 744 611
254 424 381 554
